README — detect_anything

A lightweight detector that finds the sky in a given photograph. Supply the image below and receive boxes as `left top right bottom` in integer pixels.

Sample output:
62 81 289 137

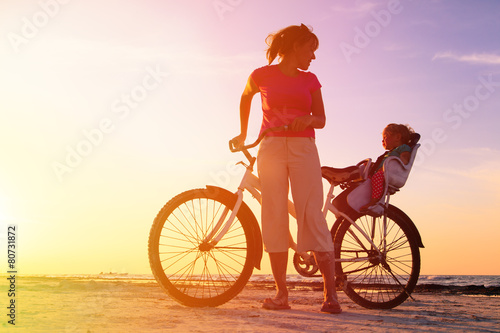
0 0 499 276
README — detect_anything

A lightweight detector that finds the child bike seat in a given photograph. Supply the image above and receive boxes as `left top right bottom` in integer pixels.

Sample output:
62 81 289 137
384 133 420 193
341 133 421 215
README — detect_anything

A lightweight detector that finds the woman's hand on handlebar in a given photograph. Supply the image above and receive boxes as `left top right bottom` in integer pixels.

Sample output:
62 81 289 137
229 126 288 152
230 133 246 151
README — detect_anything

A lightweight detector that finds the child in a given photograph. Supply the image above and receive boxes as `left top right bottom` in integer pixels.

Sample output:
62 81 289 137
360 123 415 211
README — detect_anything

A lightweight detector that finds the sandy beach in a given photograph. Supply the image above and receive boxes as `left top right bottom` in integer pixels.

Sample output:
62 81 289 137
1 276 499 332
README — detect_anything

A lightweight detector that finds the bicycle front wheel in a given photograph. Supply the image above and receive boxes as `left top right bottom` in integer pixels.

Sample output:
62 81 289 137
148 188 257 307
333 207 420 309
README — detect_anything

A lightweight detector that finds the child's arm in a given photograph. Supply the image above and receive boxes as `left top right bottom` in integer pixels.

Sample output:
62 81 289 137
400 151 411 165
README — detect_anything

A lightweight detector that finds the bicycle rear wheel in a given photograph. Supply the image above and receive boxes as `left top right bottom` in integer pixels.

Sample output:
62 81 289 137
333 207 420 309
148 188 257 307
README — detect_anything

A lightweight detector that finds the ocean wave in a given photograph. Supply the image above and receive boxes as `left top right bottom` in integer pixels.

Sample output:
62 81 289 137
4 273 499 295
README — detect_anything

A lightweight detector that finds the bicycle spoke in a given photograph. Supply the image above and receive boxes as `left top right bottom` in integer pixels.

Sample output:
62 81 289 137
148 188 256 306
335 206 420 309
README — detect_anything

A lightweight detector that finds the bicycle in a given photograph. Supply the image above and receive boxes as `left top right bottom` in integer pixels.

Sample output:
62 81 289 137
148 126 424 309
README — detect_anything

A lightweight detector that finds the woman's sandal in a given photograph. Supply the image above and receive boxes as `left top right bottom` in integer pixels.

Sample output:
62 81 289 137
320 300 342 314
262 298 291 310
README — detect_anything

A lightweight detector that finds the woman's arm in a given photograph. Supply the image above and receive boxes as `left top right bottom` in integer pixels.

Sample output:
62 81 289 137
232 75 260 147
310 88 326 128
289 88 326 131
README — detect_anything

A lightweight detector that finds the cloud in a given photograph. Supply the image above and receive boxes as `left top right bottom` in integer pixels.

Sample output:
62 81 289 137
329 0 384 18
421 147 500 184
432 52 500 65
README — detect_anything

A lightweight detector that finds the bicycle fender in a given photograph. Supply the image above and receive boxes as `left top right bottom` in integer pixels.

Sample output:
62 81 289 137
205 185 264 270
389 205 424 248
330 218 344 243
331 205 424 249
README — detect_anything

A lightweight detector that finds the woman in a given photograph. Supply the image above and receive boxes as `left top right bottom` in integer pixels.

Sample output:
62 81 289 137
231 24 341 314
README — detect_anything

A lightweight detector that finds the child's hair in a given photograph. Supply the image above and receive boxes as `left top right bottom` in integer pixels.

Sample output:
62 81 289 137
385 123 415 145
265 24 318 65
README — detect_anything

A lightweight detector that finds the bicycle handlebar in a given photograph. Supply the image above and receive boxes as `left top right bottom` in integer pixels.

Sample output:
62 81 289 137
229 125 288 153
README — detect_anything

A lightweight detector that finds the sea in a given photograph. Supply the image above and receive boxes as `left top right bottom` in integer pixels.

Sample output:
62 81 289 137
29 273 500 289
4 273 498 297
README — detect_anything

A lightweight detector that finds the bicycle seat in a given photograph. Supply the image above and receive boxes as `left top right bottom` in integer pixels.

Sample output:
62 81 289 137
321 166 361 185
340 133 421 216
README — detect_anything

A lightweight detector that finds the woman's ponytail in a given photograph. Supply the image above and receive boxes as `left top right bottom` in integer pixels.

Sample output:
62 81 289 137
265 24 318 65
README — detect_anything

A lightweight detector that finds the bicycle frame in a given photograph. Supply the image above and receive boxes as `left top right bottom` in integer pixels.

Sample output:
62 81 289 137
149 126 422 309
203 153 386 265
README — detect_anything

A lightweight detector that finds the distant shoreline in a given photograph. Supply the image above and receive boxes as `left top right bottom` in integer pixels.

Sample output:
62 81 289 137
413 283 500 296
244 280 500 296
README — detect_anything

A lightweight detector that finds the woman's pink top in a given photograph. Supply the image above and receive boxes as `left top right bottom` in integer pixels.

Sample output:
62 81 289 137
250 65 322 138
